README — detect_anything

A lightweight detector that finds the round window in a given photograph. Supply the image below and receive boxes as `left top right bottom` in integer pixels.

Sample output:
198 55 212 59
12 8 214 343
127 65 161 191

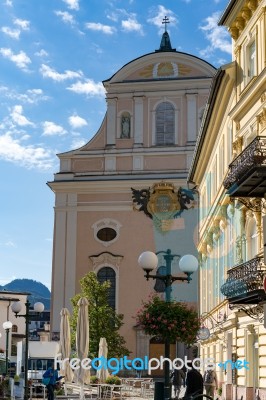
96 227 117 242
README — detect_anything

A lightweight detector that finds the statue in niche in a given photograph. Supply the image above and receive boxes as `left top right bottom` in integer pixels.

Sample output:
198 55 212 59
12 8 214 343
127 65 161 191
121 115 130 138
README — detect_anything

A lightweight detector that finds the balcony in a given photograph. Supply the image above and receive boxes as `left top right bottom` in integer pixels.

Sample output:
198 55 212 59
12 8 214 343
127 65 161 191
220 256 266 305
223 136 266 197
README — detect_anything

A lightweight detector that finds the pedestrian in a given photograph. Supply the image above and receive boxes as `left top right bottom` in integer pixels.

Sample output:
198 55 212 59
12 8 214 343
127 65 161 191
171 365 185 399
43 365 63 400
135 360 142 378
203 366 218 398
184 361 203 400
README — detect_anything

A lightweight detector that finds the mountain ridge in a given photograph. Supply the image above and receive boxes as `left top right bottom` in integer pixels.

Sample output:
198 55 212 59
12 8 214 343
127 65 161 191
0 278 51 310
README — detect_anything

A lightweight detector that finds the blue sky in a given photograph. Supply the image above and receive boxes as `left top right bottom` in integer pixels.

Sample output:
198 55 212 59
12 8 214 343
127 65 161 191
0 0 232 291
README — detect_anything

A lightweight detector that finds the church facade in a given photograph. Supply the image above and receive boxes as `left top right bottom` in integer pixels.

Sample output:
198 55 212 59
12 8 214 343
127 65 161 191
48 31 216 359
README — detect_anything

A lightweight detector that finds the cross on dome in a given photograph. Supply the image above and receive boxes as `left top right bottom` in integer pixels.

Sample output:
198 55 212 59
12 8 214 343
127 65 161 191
162 16 170 32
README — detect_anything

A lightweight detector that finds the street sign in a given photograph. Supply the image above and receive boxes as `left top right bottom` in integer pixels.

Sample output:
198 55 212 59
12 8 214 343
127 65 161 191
197 327 210 340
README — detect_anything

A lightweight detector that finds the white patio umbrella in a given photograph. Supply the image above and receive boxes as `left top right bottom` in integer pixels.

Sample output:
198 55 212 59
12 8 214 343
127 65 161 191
59 308 73 394
76 297 90 400
96 337 109 382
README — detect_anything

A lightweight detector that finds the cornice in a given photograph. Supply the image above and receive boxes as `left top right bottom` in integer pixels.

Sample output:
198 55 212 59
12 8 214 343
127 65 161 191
220 0 264 40
59 145 196 158
47 177 187 194
229 69 266 119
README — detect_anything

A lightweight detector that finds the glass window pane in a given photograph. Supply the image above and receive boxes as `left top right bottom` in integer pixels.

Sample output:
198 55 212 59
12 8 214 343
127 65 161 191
97 267 116 309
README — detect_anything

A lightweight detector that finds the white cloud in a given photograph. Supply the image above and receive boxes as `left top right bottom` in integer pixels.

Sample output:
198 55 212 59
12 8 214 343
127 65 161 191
67 79 105 97
35 49 48 57
0 277 17 286
106 11 119 22
0 240 16 247
71 138 86 149
1 26 21 39
13 18 30 30
42 121 67 136
147 6 178 30
55 10 76 25
0 132 53 170
68 114 87 129
11 105 34 126
40 64 83 81
1 19 30 40
0 48 31 69
199 12 232 56
84 22 116 35
0 86 49 104
91 44 103 54
63 0 79 10
4 0 13 6
122 17 144 35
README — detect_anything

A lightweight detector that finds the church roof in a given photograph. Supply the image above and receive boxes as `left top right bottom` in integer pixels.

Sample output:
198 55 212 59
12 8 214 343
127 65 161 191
155 31 176 53
155 16 176 52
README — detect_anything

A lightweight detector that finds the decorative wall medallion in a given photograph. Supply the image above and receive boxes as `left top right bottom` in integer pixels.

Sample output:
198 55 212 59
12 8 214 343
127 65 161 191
131 181 196 231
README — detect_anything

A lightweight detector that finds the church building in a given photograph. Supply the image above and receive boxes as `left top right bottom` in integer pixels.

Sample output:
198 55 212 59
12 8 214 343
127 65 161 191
48 25 216 360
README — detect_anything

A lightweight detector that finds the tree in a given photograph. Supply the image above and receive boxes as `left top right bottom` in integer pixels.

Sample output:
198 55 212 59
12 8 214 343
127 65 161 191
135 294 200 346
71 272 130 358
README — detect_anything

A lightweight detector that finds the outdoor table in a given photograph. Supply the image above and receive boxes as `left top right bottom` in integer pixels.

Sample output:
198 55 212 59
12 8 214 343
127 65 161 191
93 383 123 399
29 383 46 399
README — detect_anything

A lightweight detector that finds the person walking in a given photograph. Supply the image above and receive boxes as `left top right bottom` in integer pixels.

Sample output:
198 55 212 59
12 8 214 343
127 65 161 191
203 366 218 399
43 365 63 400
171 364 185 399
184 362 203 400
135 360 142 378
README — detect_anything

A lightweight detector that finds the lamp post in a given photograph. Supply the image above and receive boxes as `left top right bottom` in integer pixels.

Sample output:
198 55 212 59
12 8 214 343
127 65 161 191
3 321 13 375
138 249 198 400
11 299 44 400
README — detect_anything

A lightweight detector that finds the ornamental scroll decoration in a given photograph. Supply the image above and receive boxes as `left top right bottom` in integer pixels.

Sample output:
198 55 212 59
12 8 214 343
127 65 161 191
131 181 196 232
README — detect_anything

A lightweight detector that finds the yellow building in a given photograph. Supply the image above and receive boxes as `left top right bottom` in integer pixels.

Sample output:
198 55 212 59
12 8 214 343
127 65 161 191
188 0 266 399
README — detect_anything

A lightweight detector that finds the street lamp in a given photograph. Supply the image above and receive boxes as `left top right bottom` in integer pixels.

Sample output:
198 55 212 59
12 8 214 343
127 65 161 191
138 249 198 400
11 300 44 400
2 320 13 375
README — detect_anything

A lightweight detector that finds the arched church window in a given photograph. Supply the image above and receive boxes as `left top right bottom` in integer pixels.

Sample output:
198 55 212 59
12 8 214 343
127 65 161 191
120 112 131 138
97 267 116 309
155 102 174 145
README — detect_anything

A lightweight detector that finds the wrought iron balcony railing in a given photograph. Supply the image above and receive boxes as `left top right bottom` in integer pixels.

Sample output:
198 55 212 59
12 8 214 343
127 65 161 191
223 136 266 190
220 256 266 303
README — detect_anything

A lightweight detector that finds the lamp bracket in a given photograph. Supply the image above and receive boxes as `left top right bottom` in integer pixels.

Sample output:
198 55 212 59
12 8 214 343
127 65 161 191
144 271 190 284
229 303 264 322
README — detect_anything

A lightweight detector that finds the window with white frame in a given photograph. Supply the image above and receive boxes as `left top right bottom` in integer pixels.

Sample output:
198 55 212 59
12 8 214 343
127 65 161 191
244 39 256 87
92 218 121 247
155 101 175 145
246 215 258 260
247 40 256 80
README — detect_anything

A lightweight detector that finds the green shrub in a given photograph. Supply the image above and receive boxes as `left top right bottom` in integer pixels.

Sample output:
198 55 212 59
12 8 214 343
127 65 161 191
90 376 100 384
105 376 121 385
